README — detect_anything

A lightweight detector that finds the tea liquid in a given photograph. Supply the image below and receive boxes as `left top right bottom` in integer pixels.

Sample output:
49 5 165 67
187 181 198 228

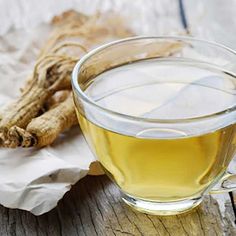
78 59 236 201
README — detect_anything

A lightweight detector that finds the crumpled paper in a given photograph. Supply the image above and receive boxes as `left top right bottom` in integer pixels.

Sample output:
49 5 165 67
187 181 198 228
0 21 96 215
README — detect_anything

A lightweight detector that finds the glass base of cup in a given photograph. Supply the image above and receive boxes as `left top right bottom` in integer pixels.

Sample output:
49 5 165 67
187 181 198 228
122 193 202 216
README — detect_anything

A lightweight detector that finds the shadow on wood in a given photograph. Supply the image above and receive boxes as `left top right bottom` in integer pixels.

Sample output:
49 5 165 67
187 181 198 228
0 176 235 236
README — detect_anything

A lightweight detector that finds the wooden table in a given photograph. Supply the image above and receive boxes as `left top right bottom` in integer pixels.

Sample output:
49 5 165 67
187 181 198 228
0 176 235 236
1 0 236 235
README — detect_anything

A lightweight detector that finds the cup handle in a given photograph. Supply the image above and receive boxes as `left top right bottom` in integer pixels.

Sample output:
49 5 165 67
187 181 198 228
210 172 236 194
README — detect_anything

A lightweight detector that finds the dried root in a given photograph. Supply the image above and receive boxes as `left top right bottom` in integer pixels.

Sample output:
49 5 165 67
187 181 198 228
0 11 133 147
5 95 77 148
0 55 76 139
1 10 183 149
45 90 71 110
5 126 36 148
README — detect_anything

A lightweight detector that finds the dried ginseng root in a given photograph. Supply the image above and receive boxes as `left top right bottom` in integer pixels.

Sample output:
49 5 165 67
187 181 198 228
44 90 71 110
0 11 133 147
5 95 77 148
1 10 183 148
0 55 76 140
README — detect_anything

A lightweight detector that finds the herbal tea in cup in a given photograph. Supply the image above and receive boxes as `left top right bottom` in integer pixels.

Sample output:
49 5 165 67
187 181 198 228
72 37 236 215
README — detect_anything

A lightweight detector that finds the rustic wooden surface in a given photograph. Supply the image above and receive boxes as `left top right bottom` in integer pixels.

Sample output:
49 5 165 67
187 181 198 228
1 0 236 235
0 175 235 236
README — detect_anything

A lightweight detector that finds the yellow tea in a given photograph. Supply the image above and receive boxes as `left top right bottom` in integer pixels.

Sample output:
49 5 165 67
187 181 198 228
79 115 235 201
77 59 236 202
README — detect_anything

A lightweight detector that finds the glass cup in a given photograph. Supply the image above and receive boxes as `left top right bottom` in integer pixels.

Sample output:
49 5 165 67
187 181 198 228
72 36 236 215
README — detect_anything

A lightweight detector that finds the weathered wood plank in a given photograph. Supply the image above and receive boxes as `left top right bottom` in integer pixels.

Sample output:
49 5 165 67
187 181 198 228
0 176 235 236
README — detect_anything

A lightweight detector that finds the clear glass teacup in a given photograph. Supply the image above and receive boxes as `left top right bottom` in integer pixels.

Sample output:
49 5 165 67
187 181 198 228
72 36 236 215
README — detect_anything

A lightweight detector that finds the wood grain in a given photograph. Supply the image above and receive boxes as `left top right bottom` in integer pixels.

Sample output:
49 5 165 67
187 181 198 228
0 176 235 236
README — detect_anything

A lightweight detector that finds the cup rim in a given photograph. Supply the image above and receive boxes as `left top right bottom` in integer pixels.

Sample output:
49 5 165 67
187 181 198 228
72 35 236 124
